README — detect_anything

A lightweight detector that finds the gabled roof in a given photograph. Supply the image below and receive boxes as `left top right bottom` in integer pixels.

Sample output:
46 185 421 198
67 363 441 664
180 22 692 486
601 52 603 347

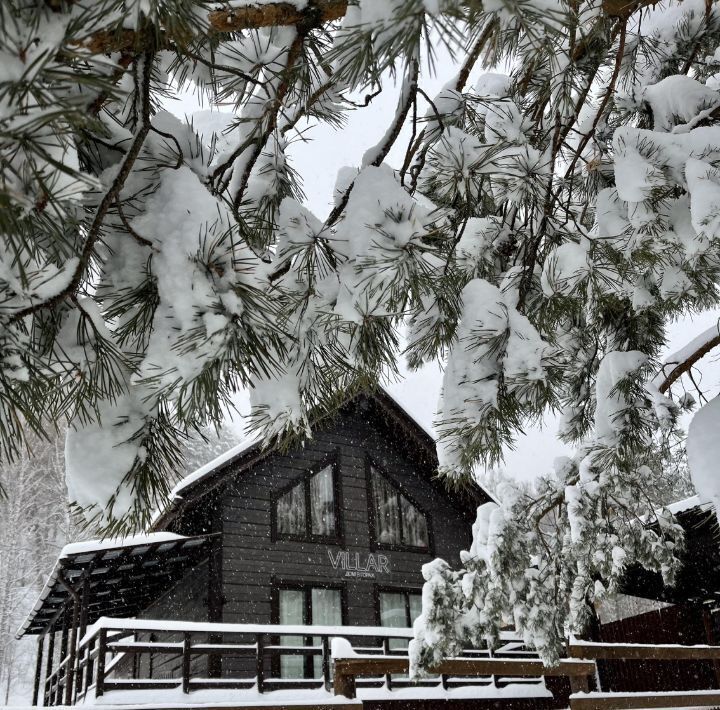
152 387 493 531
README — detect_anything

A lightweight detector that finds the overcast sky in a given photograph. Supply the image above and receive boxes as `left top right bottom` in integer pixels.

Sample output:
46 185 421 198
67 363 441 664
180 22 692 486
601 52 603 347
166 52 720 487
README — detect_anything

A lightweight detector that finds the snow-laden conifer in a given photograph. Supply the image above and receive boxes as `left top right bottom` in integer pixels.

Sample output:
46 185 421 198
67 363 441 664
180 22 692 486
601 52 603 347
0 0 716 664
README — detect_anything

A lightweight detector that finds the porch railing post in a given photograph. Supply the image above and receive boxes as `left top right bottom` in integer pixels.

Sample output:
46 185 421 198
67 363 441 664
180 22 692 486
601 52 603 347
383 637 393 691
321 635 331 691
75 576 89 702
95 627 107 697
569 673 591 694
333 664 356 699
55 609 69 705
64 590 80 704
83 637 94 697
256 633 265 694
74 640 84 700
182 632 191 693
207 630 222 678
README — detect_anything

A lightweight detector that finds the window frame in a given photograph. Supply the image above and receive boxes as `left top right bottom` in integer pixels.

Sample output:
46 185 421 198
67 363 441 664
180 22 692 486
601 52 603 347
365 455 433 554
271 451 343 545
271 578 348 679
374 584 424 628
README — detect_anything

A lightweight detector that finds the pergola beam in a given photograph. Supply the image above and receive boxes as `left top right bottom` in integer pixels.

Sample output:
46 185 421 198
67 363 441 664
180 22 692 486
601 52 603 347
26 535 216 637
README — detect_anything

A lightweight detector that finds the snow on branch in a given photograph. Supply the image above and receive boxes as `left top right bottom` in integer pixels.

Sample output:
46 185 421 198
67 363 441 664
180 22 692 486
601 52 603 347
657 324 720 394
4 0 720 678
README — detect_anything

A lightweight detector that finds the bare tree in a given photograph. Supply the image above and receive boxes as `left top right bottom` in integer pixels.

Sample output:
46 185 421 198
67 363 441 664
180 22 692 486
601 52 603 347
0 428 73 703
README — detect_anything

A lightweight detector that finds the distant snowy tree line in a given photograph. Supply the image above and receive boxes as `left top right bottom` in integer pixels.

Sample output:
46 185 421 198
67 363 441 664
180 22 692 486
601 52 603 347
0 423 240 701
0 0 718 668
0 429 70 703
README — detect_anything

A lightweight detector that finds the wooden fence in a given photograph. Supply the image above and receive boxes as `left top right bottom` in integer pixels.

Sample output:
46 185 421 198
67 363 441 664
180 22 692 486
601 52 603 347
45 618 541 706
44 618 720 709
330 640 720 708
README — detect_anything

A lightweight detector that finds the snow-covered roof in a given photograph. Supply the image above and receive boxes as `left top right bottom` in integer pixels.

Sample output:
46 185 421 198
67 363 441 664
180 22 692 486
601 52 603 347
59 531 184 557
169 387 436 500
665 494 705 515
642 494 711 525
379 385 437 440
170 435 262 499
152 387 495 530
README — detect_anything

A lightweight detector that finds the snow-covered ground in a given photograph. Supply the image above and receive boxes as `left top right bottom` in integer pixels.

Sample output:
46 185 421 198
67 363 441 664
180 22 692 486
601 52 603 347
1 680 550 708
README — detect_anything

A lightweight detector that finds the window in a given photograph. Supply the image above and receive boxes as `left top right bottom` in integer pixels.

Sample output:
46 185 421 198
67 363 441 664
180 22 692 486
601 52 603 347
378 589 423 651
369 464 429 549
276 584 343 678
274 462 338 541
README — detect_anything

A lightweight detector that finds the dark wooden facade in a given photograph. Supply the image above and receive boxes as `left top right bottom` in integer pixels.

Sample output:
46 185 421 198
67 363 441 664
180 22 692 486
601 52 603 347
25 391 533 707
591 500 720 695
153 392 484 632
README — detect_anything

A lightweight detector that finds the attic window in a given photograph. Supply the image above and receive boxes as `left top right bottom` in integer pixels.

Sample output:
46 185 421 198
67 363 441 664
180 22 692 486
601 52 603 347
370 465 429 550
274 463 338 541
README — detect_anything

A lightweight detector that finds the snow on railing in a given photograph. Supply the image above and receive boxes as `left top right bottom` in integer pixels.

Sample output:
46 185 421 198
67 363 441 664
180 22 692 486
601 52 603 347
45 617 540 706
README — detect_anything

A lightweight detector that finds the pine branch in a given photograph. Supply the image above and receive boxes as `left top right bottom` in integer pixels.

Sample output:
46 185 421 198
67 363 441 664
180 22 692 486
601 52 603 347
658 330 720 394
325 56 421 229
230 33 308 211
8 46 156 323
208 1 348 32
402 21 496 186
71 1 350 56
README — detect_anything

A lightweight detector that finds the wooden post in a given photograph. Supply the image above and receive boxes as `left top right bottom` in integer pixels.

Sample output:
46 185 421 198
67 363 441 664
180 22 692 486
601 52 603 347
32 635 45 706
570 673 591 694
64 587 80 704
207 629 222 679
333 666 356 699
207 534 223 679
256 633 265 693
148 632 155 678
182 632 192 694
56 607 69 705
83 637 94 698
95 628 106 698
43 626 56 706
132 646 138 680
75 576 90 699
75 641 84 700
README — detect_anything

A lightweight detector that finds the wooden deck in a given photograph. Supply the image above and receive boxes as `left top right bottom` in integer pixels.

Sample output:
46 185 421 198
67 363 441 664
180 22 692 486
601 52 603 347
38 618 720 710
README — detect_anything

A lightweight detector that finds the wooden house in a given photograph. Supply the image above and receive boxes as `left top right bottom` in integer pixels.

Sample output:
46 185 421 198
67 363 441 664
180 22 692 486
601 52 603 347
19 390 575 709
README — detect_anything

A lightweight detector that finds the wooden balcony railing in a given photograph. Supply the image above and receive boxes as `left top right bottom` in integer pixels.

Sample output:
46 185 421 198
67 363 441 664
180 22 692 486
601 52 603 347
568 640 720 709
46 619 720 708
44 617 542 706
332 652 596 699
